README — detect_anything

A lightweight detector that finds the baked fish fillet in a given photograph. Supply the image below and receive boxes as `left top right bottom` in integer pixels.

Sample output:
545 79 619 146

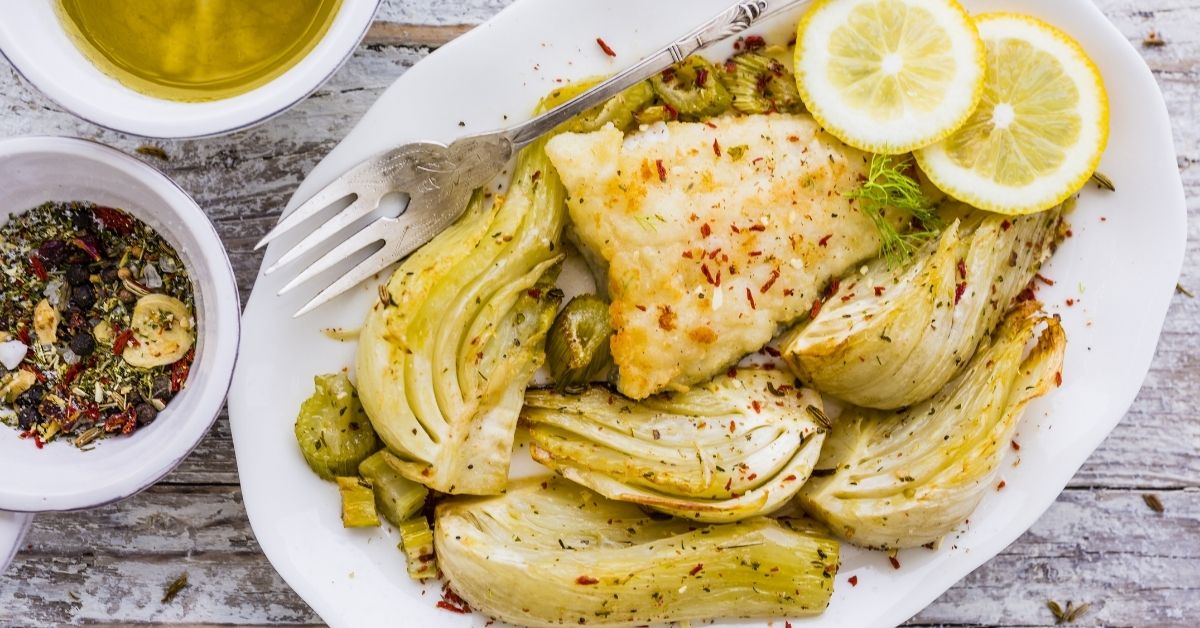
546 113 883 399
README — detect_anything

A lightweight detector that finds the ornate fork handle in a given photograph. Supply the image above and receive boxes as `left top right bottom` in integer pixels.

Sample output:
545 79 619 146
503 0 810 149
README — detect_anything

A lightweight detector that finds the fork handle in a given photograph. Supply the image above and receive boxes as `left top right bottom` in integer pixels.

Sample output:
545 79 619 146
505 0 812 149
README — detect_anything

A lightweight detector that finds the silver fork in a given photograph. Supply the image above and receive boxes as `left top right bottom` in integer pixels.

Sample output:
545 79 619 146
258 0 810 317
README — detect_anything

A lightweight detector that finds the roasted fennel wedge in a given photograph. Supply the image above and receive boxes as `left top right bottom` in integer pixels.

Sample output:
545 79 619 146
356 123 575 495
523 368 827 522
435 476 840 628
797 302 1066 550
783 205 1063 409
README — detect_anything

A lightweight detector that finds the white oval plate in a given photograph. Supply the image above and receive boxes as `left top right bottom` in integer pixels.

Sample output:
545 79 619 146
228 1 1186 626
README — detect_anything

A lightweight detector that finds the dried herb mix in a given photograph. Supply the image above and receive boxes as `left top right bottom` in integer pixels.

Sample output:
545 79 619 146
0 201 196 448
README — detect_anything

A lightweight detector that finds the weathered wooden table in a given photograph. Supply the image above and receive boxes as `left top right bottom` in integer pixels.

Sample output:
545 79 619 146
0 1 1195 626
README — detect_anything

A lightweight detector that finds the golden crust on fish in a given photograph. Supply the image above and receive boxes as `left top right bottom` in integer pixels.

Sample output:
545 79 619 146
546 113 884 399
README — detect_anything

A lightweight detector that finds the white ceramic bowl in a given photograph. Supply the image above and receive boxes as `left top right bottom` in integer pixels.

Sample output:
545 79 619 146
0 136 240 512
0 0 381 138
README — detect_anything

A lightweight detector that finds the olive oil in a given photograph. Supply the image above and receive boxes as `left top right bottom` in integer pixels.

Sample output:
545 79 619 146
56 0 343 102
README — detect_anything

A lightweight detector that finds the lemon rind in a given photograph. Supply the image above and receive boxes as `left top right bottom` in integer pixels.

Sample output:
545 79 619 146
914 13 1111 216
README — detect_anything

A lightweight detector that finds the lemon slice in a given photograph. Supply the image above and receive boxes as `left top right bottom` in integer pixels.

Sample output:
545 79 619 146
794 0 985 154
915 14 1110 215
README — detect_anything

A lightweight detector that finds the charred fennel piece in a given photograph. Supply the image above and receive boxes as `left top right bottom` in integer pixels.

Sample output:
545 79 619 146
545 294 613 390
336 477 380 528
720 52 803 114
435 476 839 627
649 56 732 118
783 205 1061 409
797 302 1066 550
397 516 437 581
294 374 378 480
524 368 827 523
358 451 428 527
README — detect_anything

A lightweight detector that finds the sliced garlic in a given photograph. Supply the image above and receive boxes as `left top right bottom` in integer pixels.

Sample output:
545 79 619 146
122 294 195 368
1 370 36 403
33 299 60 345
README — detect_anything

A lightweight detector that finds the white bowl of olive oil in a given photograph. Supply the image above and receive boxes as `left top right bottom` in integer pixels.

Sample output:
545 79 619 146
0 0 380 138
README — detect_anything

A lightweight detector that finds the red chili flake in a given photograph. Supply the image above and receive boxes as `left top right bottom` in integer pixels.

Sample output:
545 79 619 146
663 102 679 121
724 60 738 73
575 576 599 585
94 206 135 235
596 37 617 57
701 263 716 286
840 292 856 303
954 282 967 304
783 474 797 482
112 328 136 355
1000 219 1012 231
1011 440 1021 451
712 139 722 157
71 237 102 262
661 67 677 83
695 67 709 88
1066 298 1076 307
436 601 470 614
743 35 766 51
957 259 967 279
170 349 194 392
874 286 885 297
745 287 756 310
725 477 733 491
848 575 859 587
704 121 718 129
763 346 781 358
826 279 841 298
33 434 45 449
700 222 712 238
729 420 737 434
656 159 667 182
1035 273 1056 286
1055 371 1063 387
17 327 30 345
818 234 833 247
748 250 763 257
727 367 738 378
61 363 82 387
996 480 1007 491
531 170 542 183
635 304 647 311
751 400 762 413
810 298 823 319
786 622 793 628
748 223 766 232
707 248 722 260
29 255 48 281
689 564 704 576
527 288 542 299
783 288 794 297
682 250 694 259
889 555 901 570
787 135 801 143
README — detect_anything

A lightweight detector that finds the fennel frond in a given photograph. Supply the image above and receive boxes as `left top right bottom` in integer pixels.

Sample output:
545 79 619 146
846 153 941 267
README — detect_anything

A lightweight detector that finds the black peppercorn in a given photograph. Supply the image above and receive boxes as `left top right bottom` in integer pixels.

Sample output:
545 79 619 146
17 406 37 431
37 239 67 265
69 332 95 357
65 264 90 286
135 403 158 426
71 209 95 233
101 267 119 283
71 284 96 309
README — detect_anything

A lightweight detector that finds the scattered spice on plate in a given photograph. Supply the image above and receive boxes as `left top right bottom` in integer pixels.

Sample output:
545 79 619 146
0 202 196 448
595 37 617 58
1142 493 1164 514
1142 30 1166 47
1176 283 1194 298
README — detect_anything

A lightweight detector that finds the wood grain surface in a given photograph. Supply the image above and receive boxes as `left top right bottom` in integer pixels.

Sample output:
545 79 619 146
0 1 1196 626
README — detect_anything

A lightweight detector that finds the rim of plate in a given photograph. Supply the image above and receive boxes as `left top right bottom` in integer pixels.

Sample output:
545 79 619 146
0 0 381 139
0 513 32 574
0 136 241 512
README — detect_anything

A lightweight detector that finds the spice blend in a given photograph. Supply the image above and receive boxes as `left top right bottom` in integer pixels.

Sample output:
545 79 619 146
0 202 196 448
